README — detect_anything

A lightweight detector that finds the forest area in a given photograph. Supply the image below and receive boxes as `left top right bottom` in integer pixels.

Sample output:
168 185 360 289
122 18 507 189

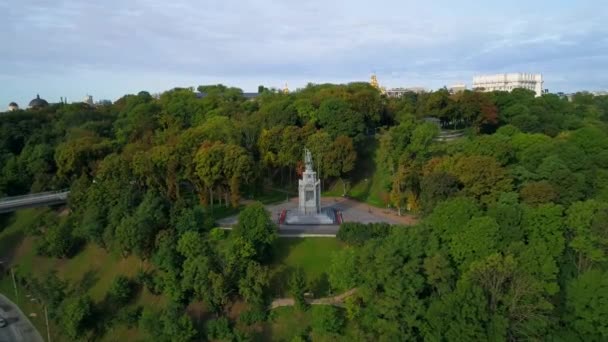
1 83 608 341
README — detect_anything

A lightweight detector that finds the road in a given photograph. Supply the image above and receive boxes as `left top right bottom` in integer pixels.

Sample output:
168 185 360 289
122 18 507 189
0 294 44 342
0 191 69 214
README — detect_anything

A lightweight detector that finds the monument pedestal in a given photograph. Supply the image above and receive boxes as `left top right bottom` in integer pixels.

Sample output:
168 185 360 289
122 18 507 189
283 148 337 225
284 207 337 225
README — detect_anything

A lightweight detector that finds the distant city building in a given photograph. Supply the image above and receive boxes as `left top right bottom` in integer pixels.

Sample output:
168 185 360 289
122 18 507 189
592 90 608 96
449 83 467 94
385 88 408 98
7 102 19 111
472 73 544 97
385 87 427 98
28 94 49 109
83 95 94 106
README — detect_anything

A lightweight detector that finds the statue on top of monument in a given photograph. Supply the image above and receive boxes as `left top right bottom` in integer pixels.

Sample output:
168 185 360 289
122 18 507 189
304 148 313 172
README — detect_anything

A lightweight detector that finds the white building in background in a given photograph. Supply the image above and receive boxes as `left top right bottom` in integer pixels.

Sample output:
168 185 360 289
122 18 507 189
449 83 467 94
472 73 544 97
83 95 93 106
385 87 427 98
7 102 19 111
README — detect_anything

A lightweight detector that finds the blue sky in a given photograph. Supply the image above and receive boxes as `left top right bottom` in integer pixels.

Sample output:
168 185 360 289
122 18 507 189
1 0 607 106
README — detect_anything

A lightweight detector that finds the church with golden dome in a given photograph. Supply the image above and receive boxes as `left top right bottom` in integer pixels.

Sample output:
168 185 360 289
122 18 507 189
370 74 386 94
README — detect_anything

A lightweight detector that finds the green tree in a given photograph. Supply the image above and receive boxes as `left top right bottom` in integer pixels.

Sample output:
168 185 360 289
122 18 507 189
424 282 499 341
328 248 359 292
566 200 608 272
318 98 365 141
449 216 499 270
238 261 270 307
107 275 135 306
311 305 345 334
520 204 565 294
114 191 167 257
520 181 557 205
181 255 213 300
205 317 234 341
39 219 78 258
289 267 307 310
306 130 333 180
278 126 304 180
423 253 455 295
152 230 181 272
427 197 480 244
234 202 277 261
140 305 197 342
325 135 357 195
449 155 513 205
466 253 552 338
176 231 208 259
408 122 439 158
195 141 254 207
59 295 93 340
54 136 114 180
566 270 608 340
420 171 461 214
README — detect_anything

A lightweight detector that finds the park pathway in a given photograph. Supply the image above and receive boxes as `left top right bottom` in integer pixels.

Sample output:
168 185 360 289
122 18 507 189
0 294 44 342
270 288 357 309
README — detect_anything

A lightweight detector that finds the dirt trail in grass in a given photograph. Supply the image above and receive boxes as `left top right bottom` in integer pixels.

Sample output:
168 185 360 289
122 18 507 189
270 288 357 309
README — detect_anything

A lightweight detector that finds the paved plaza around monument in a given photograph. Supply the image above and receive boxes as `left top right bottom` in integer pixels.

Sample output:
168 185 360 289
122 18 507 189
217 149 416 236
216 196 416 236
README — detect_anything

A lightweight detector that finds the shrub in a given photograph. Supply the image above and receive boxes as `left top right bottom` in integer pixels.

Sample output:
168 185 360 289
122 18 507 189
336 222 391 245
107 275 135 306
238 308 267 325
135 269 161 295
311 305 344 334
206 317 234 341
116 306 142 328
289 268 307 310
210 227 228 240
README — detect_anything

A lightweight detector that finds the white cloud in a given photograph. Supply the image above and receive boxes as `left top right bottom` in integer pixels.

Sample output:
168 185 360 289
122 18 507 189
1 0 608 104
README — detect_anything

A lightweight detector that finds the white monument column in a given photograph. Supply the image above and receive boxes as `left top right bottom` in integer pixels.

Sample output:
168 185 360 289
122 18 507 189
298 148 321 215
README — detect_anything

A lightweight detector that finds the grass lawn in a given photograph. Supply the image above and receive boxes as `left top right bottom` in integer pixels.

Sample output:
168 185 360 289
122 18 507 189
0 209 166 342
269 238 344 298
261 305 347 342
0 209 48 262
263 306 312 341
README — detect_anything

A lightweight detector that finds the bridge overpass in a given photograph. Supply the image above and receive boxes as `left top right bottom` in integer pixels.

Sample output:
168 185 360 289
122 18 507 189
0 190 70 214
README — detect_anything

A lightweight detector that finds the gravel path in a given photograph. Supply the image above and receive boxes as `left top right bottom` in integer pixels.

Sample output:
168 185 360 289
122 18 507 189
270 288 358 309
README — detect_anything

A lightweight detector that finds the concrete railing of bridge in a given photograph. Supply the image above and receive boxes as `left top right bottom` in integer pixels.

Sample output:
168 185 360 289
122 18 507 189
0 190 70 214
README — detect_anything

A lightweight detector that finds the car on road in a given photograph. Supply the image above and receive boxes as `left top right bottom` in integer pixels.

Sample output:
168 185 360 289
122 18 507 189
0 315 6 328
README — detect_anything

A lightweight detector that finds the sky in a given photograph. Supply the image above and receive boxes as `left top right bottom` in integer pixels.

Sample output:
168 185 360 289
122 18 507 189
1 0 607 106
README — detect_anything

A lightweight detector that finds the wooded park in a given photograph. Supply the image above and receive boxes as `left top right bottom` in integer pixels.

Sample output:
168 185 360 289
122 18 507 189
1 84 608 341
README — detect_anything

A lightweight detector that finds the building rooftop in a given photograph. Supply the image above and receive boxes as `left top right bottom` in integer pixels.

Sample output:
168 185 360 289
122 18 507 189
28 94 49 108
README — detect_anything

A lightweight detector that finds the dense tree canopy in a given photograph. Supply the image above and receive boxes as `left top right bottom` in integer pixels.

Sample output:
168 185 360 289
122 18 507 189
2 83 608 341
